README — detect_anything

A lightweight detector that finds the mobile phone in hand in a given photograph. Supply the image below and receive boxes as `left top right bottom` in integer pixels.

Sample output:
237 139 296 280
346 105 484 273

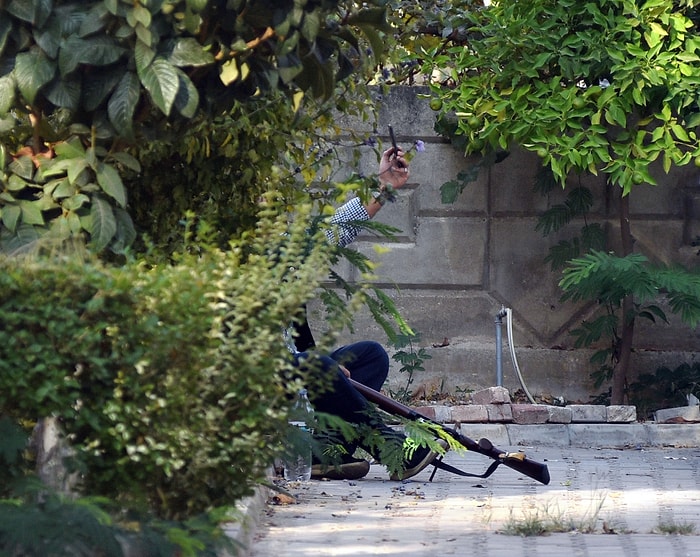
389 125 398 154
388 125 404 167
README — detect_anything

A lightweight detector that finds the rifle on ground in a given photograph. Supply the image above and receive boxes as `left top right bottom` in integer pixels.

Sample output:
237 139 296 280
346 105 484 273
349 378 550 485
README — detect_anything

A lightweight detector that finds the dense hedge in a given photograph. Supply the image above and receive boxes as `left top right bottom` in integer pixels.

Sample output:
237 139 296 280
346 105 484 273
0 205 328 520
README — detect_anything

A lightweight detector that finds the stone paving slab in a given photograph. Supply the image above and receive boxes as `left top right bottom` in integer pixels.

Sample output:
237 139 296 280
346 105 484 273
247 445 700 557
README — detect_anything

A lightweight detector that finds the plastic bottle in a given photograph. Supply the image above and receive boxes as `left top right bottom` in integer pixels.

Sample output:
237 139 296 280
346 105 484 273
283 389 314 481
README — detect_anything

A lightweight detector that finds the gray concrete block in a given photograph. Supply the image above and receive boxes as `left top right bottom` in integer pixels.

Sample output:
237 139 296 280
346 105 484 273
433 405 453 424
507 424 571 447
511 404 550 424
606 405 637 423
446 423 510 447
654 405 700 424
357 216 488 286
471 386 511 405
646 423 700 446
451 405 488 423
546 405 573 424
486 404 513 422
410 405 437 420
568 424 650 448
569 404 608 423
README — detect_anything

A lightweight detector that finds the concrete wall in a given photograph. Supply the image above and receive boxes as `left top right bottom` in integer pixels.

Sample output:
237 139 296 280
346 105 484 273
308 86 700 403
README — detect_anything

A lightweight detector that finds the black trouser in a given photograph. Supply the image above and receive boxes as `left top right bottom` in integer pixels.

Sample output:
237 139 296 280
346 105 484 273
293 341 403 459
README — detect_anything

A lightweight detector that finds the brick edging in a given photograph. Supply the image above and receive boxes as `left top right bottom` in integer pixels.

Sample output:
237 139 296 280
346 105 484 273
408 402 638 425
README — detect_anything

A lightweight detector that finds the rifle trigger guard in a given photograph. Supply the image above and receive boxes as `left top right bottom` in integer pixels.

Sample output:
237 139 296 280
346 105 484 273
428 455 502 482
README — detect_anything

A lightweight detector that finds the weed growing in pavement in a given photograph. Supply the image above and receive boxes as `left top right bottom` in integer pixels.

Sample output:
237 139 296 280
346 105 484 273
500 494 608 536
656 520 696 535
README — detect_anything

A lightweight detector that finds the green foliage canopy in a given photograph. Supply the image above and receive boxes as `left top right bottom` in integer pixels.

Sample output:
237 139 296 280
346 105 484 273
421 0 700 193
0 0 392 254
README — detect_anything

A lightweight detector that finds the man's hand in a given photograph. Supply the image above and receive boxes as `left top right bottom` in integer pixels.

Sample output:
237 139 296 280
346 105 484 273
379 147 410 189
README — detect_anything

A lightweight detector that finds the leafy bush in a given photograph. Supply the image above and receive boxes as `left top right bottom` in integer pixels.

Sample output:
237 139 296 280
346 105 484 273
0 202 329 520
0 482 237 557
629 363 700 420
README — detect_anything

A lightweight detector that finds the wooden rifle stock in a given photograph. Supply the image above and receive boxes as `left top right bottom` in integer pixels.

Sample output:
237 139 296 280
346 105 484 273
349 378 550 485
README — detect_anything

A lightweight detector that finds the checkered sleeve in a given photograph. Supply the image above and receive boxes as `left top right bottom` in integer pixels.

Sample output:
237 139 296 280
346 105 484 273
325 197 370 247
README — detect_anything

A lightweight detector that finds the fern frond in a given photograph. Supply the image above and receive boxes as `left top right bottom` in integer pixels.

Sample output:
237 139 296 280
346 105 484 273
580 223 606 251
532 164 558 196
666 291 700 328
371 287 414 339
331 244 374 273
570 314 618 348
559 250 651 302
565 186 594 215
544 239 580 270
535 204 571 236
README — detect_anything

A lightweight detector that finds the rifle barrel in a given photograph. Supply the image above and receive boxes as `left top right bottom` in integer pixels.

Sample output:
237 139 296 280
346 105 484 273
349 378 550 485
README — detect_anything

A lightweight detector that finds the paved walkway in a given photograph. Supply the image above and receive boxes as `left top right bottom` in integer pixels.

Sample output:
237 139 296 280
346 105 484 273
248 443 700 557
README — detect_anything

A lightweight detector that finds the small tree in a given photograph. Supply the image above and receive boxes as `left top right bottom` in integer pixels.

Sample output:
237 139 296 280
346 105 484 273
413 0 700 403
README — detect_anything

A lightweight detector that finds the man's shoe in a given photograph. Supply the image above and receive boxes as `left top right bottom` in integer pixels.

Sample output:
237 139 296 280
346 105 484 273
311 456 370 480
390 439 448 481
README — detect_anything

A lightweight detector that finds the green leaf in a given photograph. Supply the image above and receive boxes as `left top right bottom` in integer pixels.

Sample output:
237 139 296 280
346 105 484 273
278 54 303 84
59 36 126 76
78 3 110 37
111 207 137 253
1 204 21 232
346 7 389 29
173 69 199 118
57 36 87 76
7 174 28 192
33 22 62 58
135 40 156 74
83 68 123 112
9 156 34 180
163 38 215 67
54 138 86 159
66 159 88 185
62 193 90 211
14 49 56 105
104 0 118 15
128 4 152 28
108 152 141 173
0 75 16 115
356 24 385 64
52 178 76 199
300 9 321 41
20 200 45 226
95 162 127 208
6 0 52 26
107 71 140 136
88 195 117 252
139 57 180 116
44 77 81 110
0 18 12 57
671 124 690 142
0 223 41 254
